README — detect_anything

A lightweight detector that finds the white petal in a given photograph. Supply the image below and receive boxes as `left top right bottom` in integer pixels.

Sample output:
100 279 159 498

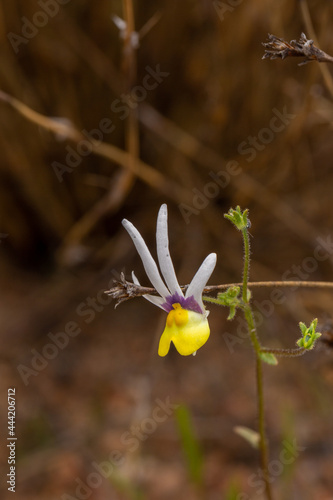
131 271 140 285
156 204 183 297
185 253 217 311
122 219 169 298
132 272 166 310
143 295 166 310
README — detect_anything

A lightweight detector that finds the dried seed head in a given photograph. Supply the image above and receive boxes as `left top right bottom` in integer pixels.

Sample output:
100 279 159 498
262 33 333 66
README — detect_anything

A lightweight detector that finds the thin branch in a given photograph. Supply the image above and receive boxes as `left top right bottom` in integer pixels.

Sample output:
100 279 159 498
0 90 189 204
106 277 333 307
0 89 191 257
205 280 333 291
260 347 307 358
139 103 320 246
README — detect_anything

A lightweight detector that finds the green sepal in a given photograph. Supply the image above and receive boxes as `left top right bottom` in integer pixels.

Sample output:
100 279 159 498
217 286 241 319
296 318 321 350
224 206 250 231
217 286 240 304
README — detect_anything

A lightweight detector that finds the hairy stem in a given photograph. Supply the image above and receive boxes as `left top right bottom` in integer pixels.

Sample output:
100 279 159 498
241 228 250 303
260 347 307 357
241 227 274 500
256 355 273 500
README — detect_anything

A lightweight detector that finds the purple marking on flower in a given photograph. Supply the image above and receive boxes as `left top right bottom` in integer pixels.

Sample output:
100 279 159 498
162 292 203 314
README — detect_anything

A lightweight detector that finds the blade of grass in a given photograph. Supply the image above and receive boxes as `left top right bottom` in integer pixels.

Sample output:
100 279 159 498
175 404 203 489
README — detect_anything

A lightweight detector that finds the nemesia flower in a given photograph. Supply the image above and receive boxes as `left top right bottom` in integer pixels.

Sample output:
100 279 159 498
122 204 217 357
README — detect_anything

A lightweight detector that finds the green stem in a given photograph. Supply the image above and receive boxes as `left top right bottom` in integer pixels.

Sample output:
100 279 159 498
241 228 250 303
241 226 274 500
243 305 261 353
256 355 273 500
202 296 225 306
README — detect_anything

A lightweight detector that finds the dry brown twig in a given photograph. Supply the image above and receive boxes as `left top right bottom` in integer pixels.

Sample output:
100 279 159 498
107 274 333 308
262 33 333 66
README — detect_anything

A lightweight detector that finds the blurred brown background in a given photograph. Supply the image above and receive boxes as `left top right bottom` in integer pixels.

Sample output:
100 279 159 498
0 1 333 499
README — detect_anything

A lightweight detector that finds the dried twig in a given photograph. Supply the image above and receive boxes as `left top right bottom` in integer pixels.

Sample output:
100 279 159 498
106 277 333 308
106 273 156 307
299 0 333 104
262 33 333 66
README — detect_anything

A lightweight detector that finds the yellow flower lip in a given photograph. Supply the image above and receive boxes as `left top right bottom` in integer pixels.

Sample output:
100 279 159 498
158 304 210 357
166 303 189 327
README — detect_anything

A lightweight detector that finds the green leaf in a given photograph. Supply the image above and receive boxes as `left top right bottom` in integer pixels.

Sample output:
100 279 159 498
259 352 278 365
227 305 237 320
224 479 244 499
